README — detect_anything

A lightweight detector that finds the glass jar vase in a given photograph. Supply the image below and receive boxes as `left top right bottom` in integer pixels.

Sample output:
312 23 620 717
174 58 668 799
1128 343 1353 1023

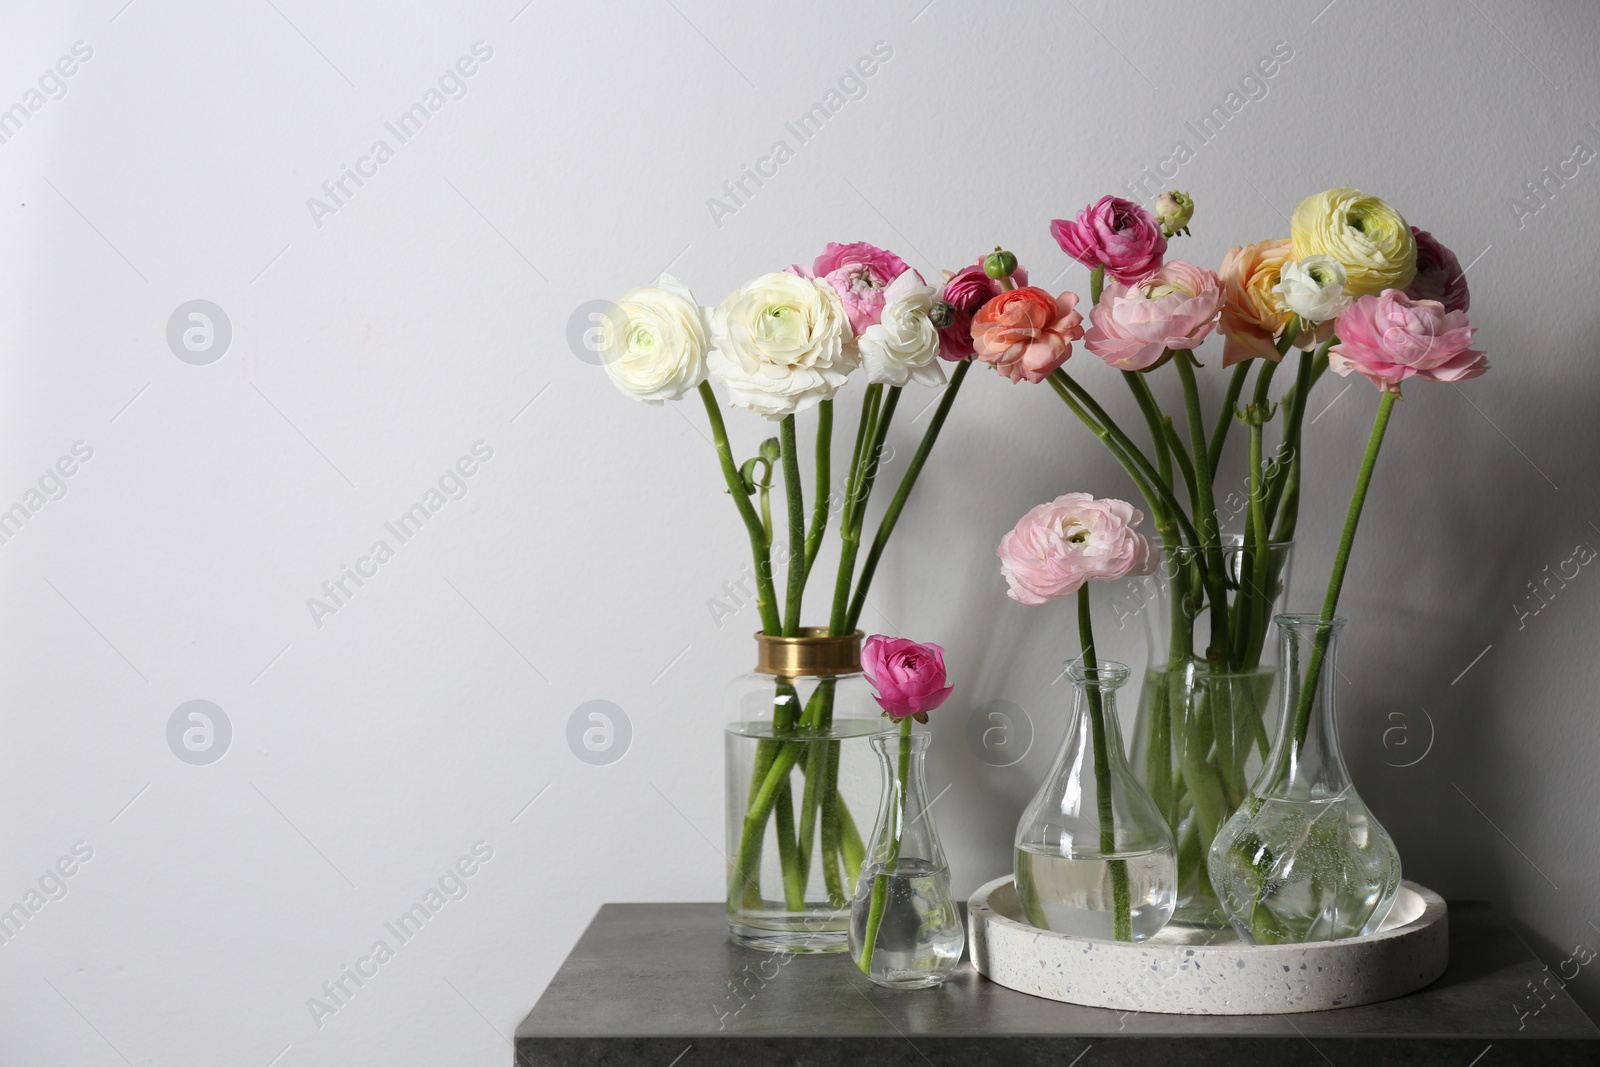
1125 538 1294 927
725 629 886 953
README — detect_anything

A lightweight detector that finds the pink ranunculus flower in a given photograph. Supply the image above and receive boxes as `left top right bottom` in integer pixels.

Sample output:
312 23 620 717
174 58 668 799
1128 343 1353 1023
1404 227 1471 314
1083 260 1222 372
1050 196 1168 284
809 241 916 335
970 287 1084 383
861 635 953 723
1328 290 1488 394
936 258 1031 360
997 494 1158 605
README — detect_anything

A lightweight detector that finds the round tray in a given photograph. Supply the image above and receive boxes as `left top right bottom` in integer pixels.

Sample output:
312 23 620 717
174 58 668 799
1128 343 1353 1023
968 875 1448 1014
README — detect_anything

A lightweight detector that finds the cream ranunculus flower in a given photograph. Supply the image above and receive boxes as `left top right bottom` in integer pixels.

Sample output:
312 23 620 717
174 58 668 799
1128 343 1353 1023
858 270 945 388
709 271 857 418
1290 187 1417 297
1273 255 1353 325
598 274 710 403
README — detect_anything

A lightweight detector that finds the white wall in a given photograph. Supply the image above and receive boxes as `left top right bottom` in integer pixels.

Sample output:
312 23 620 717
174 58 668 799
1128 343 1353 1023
1 0 1596 1062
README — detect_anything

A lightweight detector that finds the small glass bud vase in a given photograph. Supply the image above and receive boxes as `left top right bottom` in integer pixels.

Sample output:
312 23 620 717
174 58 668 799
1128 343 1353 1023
849 730 964 988
1014 661 1177 942
1208 615 1401 943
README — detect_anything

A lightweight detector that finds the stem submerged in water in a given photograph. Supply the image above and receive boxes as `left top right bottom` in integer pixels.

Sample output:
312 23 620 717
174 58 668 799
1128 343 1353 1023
857 717 913 974
1078 586 1132 942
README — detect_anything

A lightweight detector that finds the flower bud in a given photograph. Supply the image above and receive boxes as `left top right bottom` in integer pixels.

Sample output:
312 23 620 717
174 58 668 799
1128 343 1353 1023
758 437 781 463
1156 191 1193 238
983 249 1018 280
929 299 956 329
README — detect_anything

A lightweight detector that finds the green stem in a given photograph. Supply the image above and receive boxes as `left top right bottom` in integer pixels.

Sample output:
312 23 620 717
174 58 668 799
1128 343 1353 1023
698 382 780 635
1078 586 1131 941
1229 359 1281 668
773 779 803 910
845 362 970 631
1123 371 1173 522
1173 352 1231 665
802 400 832 586
1269 345 1331 541
1208 363 1252 479
819 737 845 908
838 799 865 886
1048 369 1203 549
831 387 899 634
1290 391 1399 751
1161 416 1199 517
1090 265 1105 305
857 718 913 974
841 386 879 537
779 416 806 634
774 415 800 633
1238 423 1270 668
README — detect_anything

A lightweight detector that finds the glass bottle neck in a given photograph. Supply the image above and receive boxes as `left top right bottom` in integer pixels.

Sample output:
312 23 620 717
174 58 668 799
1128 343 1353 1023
1040 664 1134 791
1262 616 1353 797
869 729 944 868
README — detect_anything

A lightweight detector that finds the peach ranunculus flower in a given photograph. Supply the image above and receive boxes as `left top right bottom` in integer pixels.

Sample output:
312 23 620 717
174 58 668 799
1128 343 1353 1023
997 493 1159 605
970 286 1084 384
1328 290 1487 395
1083 260 1222 372
1218 240 1332 367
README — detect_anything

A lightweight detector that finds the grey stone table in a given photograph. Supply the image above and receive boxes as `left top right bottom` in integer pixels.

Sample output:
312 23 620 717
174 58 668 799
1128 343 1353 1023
516 902 1600 1066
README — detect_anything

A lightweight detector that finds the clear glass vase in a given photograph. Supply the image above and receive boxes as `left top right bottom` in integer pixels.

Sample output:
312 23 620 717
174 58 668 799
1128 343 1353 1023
1126 538 1293 927
849 730 964 988
1208 615 1402 943
1014 661 1177 942
725 629 885 953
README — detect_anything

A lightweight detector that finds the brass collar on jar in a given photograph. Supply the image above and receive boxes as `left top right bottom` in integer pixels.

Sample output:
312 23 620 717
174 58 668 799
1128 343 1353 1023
754 628 863 676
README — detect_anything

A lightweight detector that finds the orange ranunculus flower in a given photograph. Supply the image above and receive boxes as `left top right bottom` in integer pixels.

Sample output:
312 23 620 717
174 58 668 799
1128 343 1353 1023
1219 239 1290 366
970 287 1084 384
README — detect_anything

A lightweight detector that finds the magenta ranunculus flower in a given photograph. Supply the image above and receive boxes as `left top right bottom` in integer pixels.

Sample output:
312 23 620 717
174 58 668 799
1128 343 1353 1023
1329 290 1488 394
861 635 953 723
809 241 916 335
1082 260 1222 372
998 494 1158 605
1404 227 1470 314
935 258 1029 360
1050 196 1168 284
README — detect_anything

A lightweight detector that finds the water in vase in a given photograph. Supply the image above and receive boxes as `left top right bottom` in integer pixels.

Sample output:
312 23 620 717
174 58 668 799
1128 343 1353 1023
1209 793 1400 943
1014 845 1177 942
847 857 965 987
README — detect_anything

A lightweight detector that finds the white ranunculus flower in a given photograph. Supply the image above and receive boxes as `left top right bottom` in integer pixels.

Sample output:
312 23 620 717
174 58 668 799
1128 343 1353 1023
858 270 945 388
1273 255 1352 325
598 274 709 403
708 271 857 419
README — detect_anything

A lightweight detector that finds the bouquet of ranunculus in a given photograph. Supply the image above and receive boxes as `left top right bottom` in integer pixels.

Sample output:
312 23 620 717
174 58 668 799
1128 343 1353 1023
980 188 1487 925
600 242 1044 927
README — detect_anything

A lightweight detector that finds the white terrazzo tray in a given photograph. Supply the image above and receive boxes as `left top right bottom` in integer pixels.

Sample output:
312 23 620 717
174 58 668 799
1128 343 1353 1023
968 875 1449 1015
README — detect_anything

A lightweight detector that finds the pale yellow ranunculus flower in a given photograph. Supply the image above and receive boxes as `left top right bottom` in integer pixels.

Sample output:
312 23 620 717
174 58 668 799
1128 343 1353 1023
1289 187 1417 297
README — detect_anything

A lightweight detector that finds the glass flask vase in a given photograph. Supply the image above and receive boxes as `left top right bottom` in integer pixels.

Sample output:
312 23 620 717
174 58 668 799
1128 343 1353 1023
1208 615 1401 943
1014 661 1177 942
725 629 885 953
1127 539 1294 927
849 729 964 988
